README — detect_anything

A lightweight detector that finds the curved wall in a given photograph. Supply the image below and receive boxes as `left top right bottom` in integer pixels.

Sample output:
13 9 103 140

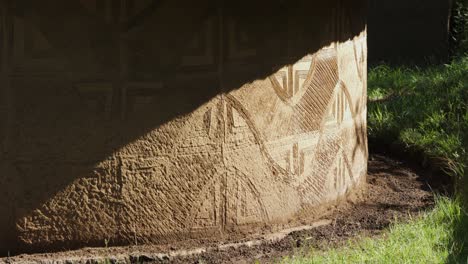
0 0 367 253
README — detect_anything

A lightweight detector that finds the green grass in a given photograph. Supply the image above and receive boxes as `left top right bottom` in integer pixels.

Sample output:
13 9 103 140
451 0 468 57
368 56 468 192
282 197 468 264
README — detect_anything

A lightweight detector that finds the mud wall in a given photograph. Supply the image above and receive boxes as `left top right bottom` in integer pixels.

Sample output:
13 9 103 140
368 0 452 64
0 0 368 254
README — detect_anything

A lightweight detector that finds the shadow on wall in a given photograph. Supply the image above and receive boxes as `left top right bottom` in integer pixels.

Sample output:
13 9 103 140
368 0 452 65
0 0 366 255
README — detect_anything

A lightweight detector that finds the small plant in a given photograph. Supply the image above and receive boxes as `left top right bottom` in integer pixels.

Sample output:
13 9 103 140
102 238 112 264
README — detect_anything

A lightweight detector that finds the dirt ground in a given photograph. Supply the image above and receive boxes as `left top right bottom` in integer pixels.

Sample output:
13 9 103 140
181 154 435 264
2 155 435 264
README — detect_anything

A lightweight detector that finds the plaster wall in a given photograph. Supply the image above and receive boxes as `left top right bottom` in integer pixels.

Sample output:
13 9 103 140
0 0 367 253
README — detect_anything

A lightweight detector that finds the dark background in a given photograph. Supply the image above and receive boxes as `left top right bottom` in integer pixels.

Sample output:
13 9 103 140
368 0 453 65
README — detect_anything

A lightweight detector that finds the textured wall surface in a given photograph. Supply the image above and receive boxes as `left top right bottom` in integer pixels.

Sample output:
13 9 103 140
0 0 367 254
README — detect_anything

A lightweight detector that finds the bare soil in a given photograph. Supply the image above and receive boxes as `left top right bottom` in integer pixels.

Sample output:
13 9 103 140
2 155 435 264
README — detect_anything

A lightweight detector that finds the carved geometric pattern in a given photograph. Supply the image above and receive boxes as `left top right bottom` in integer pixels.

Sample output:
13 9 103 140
93 157 124 197
231 176 268 225
353 37 366 82
226 106 256 148
203 107 215 135
231 106 248 128
265 131 319 182
294 70 361 202
192 182 220 229
285 143 305 176
292 47 340 132
125 81 164 115
224 102 270 225
227 18 257 61
75 82 113 118
23 21 54 59
330 152 354 196
297 131 342 203
79 0 154 24
3 3 368 249
0 13 4 73
270 55 315 105
11 17 63 70
223 95 289 178
189 97 273 232
0 96 5 154
324 81 354 128
201 102 224 140
181 19 216 68
0 10 9 153
190 172 268 231
292 74 360 200
228 49 336 169
0 0 371 254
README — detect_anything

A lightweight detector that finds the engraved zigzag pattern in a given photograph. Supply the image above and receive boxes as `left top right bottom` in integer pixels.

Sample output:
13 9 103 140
299 131 341 203
293 51 339 133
